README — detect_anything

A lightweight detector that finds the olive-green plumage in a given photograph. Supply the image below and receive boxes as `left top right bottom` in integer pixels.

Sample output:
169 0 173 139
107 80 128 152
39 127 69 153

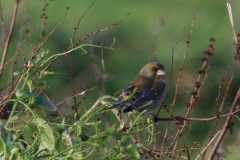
108 62 167 113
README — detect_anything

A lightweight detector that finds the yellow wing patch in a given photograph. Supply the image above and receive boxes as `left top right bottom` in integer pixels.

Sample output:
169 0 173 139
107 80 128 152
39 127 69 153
123 87 138 101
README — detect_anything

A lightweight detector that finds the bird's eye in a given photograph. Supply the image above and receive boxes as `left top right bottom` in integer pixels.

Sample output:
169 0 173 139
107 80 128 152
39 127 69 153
152 67 157 72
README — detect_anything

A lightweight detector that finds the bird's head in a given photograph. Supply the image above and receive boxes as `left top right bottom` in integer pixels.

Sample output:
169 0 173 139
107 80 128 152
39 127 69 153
139 62 165 81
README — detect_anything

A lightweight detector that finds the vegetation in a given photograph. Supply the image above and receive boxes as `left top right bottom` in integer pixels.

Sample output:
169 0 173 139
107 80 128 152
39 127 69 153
0 0 239 159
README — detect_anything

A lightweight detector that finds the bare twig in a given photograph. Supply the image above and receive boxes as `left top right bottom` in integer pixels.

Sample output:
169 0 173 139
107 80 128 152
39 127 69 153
29 7 69 61
31 13 130 82
166 0 198 158
0 0 7 46
0 0 19 81
208 88 240 160
38 0 47 46
71 1 95 42
195 130 221 160
66 12 130 51
159 31 189 157
226 3 240 63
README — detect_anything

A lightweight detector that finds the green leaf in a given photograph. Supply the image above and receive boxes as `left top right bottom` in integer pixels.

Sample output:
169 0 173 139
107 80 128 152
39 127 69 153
13 71 22 76
104 124 115 134
102 59 105 71
38 81 51 89
52 126 64 135
33 118 55 152
32 96 56 111
81 52 90 56
10 134 26 157
54 132 62 151
0 138 7 160
60 138 70 153
61 117 65 129
99 124 115 141
35 50 49 64
27 80 33 89
101 45 105 71
118 122 125 131
126 145 140 159
77 124 82 137
41 71 63 76
0 123 12 153
15 89 34 102
27 61 37 68
7 111 26 124
9 148 18 160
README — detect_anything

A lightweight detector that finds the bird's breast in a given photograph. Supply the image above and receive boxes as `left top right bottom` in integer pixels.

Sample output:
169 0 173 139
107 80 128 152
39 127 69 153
131 74 155 89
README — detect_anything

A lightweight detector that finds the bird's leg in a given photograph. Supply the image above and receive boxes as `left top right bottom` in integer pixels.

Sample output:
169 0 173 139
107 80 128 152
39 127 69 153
148 113 159 123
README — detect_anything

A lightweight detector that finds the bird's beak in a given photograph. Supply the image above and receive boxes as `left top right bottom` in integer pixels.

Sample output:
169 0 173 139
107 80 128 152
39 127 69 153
157 69 165 76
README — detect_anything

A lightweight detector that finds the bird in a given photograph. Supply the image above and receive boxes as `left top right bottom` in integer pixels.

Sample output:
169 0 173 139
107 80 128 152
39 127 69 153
108 62 167 114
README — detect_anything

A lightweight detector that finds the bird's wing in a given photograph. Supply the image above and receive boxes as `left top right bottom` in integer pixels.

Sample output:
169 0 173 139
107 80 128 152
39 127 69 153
107 84 137 110
118 84 138 102
123 89 159 113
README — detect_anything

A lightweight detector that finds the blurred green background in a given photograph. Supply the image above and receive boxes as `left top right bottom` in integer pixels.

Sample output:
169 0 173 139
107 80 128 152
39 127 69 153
1 0 240 158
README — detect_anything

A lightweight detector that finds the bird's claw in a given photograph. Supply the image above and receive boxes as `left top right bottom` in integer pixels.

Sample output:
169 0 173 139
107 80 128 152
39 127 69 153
148 113 159 123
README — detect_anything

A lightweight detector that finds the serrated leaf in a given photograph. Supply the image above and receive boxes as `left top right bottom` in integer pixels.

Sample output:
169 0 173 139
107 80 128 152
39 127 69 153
33 118 55 152
126 145 140 159
32 96 56 111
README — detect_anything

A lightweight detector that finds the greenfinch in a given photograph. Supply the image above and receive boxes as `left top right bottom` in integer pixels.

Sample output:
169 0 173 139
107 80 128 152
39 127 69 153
108 62 167 114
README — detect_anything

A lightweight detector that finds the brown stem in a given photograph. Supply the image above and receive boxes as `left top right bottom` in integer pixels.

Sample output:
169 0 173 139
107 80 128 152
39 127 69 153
208 88 240 160
0 0 19 81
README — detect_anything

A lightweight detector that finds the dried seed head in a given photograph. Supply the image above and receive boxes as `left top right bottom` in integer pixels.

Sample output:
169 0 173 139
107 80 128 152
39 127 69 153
204 50 213 56
195 81 201 88
201 57 207 62
198 69 206 75
185 102 191 108
210 37 215 42
191 91 198 96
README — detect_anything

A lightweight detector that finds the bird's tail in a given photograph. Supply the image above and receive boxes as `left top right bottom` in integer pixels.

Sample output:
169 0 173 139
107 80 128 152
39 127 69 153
107 101 131 110
107 103 122 109
123 106 134 113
